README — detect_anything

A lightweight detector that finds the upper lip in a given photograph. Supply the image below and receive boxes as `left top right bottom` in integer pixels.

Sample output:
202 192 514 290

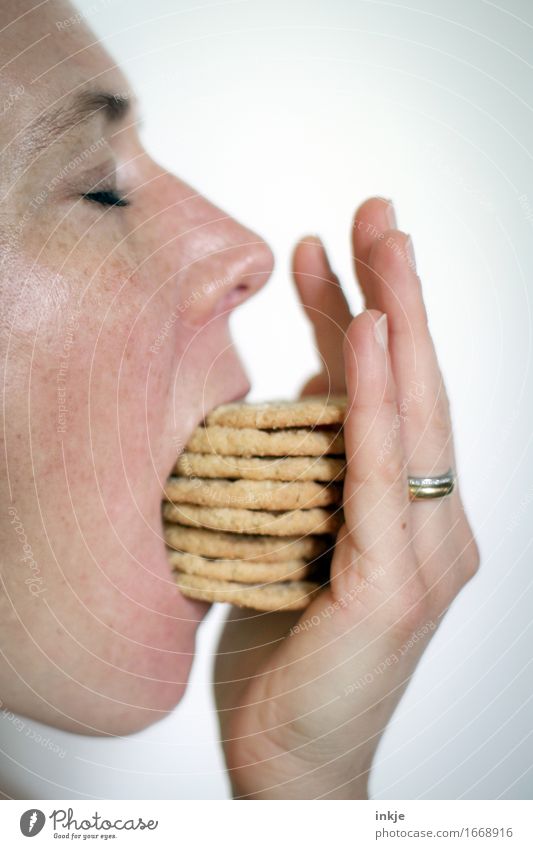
198 381 251 428
226 383 251 405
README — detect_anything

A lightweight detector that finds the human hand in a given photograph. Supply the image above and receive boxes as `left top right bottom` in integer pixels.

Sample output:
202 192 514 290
214 197 480 799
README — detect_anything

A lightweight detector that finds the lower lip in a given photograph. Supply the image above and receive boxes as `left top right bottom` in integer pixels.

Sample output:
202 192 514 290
180 595 211 622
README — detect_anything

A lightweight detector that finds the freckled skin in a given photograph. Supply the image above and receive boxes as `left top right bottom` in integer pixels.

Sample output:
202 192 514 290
0 6 482 797
0 0 273 735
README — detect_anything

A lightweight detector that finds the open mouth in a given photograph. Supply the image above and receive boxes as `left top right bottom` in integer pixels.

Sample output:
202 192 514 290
159 383 252 613
198 383 251 426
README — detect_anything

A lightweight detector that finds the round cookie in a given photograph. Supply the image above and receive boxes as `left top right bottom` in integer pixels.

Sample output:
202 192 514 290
175 453 346 482
167 549 311 583
205 395 347 429
175 572 321 611
163 502 343 536
164 477 342 510
164 523 330 562
186 426 345 457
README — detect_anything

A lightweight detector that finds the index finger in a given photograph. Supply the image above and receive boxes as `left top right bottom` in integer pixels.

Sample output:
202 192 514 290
352 197 397 308
292 236 352 393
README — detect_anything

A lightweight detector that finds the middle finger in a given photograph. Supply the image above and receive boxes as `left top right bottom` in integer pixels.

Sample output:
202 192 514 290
364 226 457 489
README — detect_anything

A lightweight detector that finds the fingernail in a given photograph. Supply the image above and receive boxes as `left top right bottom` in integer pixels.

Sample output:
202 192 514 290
406 235 416 270
373 313 388 350
385 199 397 229
305 234 322 249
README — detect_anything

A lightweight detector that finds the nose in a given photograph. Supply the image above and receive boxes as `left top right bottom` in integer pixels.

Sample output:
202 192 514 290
160 180 274 328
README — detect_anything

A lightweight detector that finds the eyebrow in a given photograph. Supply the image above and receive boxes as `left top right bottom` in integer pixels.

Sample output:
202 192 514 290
26 90 132 154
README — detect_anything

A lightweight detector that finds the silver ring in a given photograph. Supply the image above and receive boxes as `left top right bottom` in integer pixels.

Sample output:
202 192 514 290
408 468 456 500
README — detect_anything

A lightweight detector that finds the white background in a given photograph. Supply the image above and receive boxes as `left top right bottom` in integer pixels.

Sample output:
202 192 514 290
0 0 532 799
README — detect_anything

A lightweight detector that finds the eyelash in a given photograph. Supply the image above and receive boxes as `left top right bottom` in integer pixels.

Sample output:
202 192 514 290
82 189 129 208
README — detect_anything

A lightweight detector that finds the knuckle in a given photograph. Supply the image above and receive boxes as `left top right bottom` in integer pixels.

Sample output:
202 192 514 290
386 582 433 642
430 398 452 439
346 450 408 503
458 535 481 583
410 377 452 443
329 269 342 287
376 452 407 488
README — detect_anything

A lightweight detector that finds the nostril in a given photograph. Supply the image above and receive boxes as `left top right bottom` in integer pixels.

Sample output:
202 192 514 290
218 283 251 314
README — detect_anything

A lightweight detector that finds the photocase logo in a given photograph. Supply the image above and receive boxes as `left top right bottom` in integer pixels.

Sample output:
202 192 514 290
20 809 45 836
18 806 159 837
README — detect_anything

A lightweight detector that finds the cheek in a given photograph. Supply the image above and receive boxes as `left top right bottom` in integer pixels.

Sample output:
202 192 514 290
1 231 220 728
6 234 242 527
3 241 171 510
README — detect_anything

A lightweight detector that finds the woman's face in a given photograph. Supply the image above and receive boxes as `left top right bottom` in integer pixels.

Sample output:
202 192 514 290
0 1 273 734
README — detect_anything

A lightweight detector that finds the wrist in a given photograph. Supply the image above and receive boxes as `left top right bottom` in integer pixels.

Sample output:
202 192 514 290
226 744 371 799
231 771 369 800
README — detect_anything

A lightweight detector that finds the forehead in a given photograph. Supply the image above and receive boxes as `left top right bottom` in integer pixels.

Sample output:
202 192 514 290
0 1 131 117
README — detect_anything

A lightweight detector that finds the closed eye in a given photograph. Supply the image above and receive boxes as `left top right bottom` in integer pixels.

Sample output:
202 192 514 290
82 189 129 207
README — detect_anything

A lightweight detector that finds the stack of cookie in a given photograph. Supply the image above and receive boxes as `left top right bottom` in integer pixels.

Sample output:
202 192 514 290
163 396 347 612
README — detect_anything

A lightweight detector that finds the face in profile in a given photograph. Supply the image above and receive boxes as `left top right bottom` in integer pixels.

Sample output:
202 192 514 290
0 0 273 735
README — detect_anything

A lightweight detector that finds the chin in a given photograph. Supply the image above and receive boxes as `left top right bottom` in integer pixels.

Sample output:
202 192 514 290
111 383 253 738
85 594 209 739
72 522 213 739
107 649 198 737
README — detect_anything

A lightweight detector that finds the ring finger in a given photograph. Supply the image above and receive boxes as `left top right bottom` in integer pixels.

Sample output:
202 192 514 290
353 206 470 603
